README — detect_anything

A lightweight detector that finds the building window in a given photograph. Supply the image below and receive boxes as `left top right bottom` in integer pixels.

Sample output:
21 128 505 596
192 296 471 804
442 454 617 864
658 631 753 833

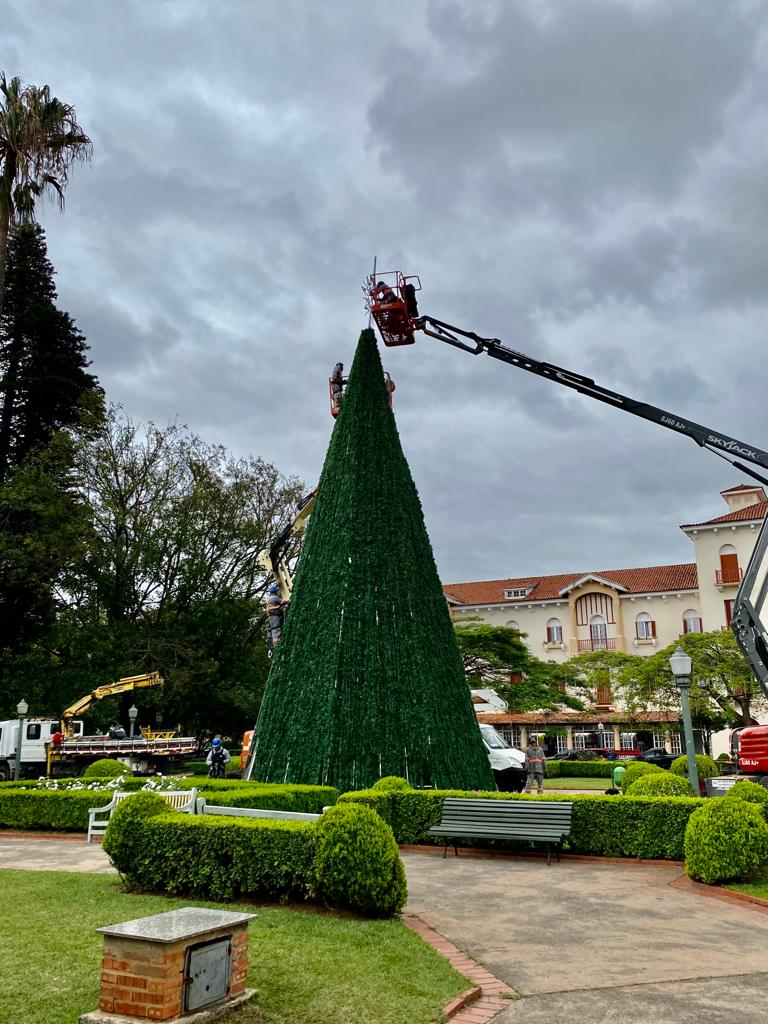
590 614 608 649
546 617 563 643
717 544 741 585
574 732 589 750
504 588 530 599
682 609 703 634
576 592 615 626
505 620 520 632
670 733 682 755
724 599 735 627
555 734 568 752
596 681 613 705
652 731 665 748
635 612 656 639
620 732 636 750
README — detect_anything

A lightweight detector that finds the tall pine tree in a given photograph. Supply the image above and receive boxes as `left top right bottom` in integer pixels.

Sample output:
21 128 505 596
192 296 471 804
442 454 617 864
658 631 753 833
0 223 102 481
251 329 494 791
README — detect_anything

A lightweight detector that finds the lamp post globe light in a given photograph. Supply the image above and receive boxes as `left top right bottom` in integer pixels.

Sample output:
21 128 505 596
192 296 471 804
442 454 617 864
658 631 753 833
128 705 139 738
14 698 29 781
668 646 700 795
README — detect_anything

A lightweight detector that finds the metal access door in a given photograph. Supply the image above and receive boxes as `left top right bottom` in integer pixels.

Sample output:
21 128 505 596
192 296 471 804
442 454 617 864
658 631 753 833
184 936 231 1011
732 516 768 694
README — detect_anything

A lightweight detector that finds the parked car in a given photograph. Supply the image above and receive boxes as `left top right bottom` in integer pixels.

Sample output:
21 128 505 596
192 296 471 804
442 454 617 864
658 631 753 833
629 747 677 770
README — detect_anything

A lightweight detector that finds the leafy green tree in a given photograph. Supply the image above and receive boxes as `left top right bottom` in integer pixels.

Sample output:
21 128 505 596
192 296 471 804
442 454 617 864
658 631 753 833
252 329 494 791
0 223 103 482
631 631 760 728
453 617 584 712
0 73 91 315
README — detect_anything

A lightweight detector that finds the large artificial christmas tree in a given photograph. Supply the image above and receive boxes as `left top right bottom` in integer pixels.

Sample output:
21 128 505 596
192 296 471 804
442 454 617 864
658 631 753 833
251 328 494 792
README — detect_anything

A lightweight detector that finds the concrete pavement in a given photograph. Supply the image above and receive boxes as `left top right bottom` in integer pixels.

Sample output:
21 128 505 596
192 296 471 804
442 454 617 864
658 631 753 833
403 849 768 1024
0 833 114 872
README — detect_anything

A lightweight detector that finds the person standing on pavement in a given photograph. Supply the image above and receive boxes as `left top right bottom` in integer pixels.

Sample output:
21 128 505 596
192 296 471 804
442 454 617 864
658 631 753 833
524 737 546 794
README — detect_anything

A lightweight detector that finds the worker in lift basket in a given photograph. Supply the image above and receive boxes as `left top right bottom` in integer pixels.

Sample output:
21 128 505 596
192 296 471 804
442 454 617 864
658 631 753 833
374 280 399 305
331 361 346 405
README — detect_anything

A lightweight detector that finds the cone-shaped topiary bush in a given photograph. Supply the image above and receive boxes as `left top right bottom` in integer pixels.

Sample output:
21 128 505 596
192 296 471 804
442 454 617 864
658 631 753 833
313 802 407 917
685 798 768 883
725 779 768 819
83 758 129 779
626 772 693 797
251 329 494 793
620 761 664 790
670 754 718 780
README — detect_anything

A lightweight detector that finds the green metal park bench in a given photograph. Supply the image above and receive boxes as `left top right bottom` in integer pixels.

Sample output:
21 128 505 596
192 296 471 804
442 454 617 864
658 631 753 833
428 797 573 865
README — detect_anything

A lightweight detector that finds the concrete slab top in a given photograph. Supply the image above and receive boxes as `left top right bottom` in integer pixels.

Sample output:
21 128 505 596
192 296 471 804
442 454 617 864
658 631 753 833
97 907 255 943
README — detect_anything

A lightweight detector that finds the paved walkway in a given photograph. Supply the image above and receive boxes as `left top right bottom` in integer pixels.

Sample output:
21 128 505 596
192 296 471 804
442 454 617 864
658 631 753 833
3 836 768 1023
403 849 768 1024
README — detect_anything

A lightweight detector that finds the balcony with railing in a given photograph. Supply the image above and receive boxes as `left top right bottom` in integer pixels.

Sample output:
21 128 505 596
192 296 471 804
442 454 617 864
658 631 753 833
715 567 742 585
577 637 616 652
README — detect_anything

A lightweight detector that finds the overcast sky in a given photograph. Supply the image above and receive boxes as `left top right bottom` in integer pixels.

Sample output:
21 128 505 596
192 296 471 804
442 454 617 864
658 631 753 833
5 0 768 583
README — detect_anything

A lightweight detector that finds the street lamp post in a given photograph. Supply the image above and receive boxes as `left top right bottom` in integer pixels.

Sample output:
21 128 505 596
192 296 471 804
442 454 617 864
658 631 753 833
14 699 28 781
128 705 138 738
669 647 700 796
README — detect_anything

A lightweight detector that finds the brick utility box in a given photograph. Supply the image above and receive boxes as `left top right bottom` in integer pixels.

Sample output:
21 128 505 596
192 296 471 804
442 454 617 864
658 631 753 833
80 907 256 1023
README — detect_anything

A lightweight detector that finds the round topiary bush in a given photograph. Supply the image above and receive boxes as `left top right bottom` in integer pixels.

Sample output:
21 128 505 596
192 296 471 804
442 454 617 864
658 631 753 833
684 798 768 884
725 780 768 819
620 762 665 790
82 758 129 779
626 772 694 797
372 776 412 792
670 754 718 781
313 803 407 917
103 792 170 870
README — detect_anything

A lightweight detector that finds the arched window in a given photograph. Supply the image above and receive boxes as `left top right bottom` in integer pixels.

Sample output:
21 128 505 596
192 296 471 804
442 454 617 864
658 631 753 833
505 620 519 632
635 611 656 640
718 543 741 584
546 617 562 643
683 609 703 634
589 613 608 649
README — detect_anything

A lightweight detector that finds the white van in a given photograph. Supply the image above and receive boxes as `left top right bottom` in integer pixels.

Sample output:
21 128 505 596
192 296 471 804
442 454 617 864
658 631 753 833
479 723 527 792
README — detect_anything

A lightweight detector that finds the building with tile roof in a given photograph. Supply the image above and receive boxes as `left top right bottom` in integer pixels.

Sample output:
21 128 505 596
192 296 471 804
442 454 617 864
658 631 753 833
443 486 768 757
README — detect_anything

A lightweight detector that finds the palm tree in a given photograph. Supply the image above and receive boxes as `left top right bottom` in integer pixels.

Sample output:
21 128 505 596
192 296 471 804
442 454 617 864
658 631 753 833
0 73 91 314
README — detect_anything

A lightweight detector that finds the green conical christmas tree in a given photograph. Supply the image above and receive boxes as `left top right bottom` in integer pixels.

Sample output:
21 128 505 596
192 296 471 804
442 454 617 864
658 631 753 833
251 329 494 792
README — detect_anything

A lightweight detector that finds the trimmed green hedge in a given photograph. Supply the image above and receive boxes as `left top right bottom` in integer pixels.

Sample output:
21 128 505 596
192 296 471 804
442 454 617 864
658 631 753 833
0 782 338 831
83 758 128 779
103 808 405 916
338 788 703 860
0 789 99 830
670 754 718 781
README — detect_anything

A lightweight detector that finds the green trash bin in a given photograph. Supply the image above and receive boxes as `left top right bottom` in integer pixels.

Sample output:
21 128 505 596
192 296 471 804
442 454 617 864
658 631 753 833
613 764 626 791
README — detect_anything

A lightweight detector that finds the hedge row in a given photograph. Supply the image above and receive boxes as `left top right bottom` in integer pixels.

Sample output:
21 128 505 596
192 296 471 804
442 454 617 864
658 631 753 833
103 799 406 916
0 783 339 831
338 788 703 860
554 760 615 778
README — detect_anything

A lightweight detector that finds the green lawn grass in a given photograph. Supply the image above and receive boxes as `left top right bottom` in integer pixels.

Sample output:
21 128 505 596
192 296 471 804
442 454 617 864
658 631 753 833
0 870 468 1024
727 868 768 901
544 777 612 790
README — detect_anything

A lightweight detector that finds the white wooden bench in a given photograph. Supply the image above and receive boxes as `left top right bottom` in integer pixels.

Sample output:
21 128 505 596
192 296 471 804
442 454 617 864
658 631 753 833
195 797 321 822
428 797 573 865
87 788 197 843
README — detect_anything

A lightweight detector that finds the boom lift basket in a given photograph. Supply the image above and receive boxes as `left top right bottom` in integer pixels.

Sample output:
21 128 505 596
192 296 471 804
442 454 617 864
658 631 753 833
368 271 421 347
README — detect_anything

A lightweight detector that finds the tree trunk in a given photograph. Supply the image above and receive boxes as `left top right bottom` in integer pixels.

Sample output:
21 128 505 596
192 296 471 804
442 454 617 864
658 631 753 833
0 208 8 320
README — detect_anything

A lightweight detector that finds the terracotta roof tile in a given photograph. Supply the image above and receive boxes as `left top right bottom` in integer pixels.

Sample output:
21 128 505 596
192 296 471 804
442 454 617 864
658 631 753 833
680 500 768 529
477 711 680 725
443 563 698 606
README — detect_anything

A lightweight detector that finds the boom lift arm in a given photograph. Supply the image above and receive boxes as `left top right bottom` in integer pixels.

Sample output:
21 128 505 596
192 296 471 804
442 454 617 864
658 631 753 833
367 270 768 694
257 489 317 601
60 672 163 737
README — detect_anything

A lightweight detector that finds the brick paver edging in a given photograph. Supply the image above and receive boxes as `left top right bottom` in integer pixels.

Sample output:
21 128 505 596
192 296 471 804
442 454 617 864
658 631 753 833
671 874 768 914
403 914 518 1023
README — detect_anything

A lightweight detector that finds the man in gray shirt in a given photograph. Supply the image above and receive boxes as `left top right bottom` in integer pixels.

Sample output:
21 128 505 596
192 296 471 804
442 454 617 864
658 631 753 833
524 738 546 794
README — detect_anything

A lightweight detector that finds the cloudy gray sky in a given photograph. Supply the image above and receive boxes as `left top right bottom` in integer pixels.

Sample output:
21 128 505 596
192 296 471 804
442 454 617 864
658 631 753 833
5 0 768 583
